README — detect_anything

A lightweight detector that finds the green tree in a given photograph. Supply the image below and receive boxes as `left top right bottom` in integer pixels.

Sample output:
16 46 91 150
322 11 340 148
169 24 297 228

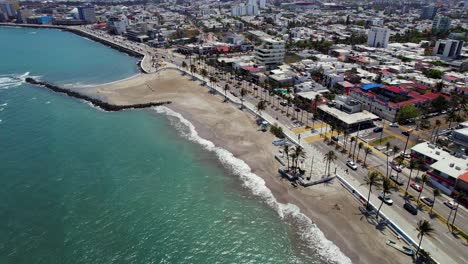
363 171 382 210
416 220 435 257
431 95 449 113
376 177 393 220
397 105 420 123
363 147 372 166
405 159 419 197
417 174 430 201
240 88 247 109
451 192 466 227
323 150 337 176
430 189 441 214
181 61 187 69
423 69 443 79
256 100 266 116
357 142 364 161
224 84 229 98
283 145 290 169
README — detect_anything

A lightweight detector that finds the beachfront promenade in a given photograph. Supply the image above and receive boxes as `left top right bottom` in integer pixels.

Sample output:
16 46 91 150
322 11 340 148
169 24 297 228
3 23 461 263
177 65 457 264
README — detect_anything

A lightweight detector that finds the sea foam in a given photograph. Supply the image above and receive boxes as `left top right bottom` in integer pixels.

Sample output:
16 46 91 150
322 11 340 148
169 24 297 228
0 72 37 90
155 106 352 264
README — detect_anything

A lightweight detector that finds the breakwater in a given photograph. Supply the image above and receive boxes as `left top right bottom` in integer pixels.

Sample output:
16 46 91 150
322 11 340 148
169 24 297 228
25 77 171 111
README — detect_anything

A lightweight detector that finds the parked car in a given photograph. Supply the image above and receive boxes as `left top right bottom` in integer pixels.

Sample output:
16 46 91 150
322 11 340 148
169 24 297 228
389 123 399 127
379 192 393 205
444 200 456 210
402 131 410 136
391 163 402 172
400 152 410 159
410 182 423 192
420 197 434 207
331 136 339 141
390 174 405 186
373 127 383 133
346 160 357 170
403 202 418 215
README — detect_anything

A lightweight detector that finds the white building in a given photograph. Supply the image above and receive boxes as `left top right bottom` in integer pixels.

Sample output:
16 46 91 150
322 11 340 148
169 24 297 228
367 27 390 48
78 5 96 23
107 15 128 35
433 39 464 59
255 38 285 69
259 0 266 9
246 3 259 16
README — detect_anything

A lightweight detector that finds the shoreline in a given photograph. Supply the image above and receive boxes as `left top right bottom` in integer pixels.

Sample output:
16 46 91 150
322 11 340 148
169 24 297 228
0 23 149 73
76 69 411 264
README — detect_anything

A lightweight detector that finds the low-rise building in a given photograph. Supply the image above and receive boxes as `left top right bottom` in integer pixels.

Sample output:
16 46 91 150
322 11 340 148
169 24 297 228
411 142 468 195
317 95 378 132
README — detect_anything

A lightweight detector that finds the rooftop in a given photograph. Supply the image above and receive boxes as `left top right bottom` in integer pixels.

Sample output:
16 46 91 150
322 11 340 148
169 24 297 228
318 104 378 125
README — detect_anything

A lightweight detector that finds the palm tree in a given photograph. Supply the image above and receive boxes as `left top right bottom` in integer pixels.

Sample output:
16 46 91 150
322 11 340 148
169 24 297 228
363 171 382 210
431 119 442 142
416 220 435 257
293 146 306 172
405 159 419 198
451 192 466 227
430 189 441 214
376 177 393 220
363 147 372 166
357 142 364 161
349 137 356 154
224 84 229 99
256 100 266 116
323 150 337 176
392 145 400 161
240 88 247 109
385 142 391 177
283 145 290 169
417 174 430 201
446 111 457 129
343 130 350 151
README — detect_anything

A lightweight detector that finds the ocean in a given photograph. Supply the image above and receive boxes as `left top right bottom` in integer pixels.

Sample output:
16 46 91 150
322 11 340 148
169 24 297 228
0 27 349 264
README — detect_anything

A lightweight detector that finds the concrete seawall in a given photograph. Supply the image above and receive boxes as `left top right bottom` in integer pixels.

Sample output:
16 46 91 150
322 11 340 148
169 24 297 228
0 23 151 73
25 77 171 111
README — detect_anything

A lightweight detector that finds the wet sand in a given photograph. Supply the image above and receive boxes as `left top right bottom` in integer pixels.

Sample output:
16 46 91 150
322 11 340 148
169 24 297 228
83 69 410 264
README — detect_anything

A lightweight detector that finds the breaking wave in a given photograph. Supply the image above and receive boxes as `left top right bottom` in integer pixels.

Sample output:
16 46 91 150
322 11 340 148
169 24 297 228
154 106 352 264
0 72 37 89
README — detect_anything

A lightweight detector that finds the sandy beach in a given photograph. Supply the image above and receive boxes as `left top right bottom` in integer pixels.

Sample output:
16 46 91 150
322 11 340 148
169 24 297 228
83 69 410 264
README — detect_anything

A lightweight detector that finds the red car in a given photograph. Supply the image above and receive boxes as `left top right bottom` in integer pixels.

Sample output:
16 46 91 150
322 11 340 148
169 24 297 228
410 182 423 192
391 163 402 172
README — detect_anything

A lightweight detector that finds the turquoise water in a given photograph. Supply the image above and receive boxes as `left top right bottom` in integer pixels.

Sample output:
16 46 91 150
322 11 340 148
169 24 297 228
0 27 341 264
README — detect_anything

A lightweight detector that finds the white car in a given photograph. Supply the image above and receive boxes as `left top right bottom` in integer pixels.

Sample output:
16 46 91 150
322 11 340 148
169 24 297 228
379 192 394 205
346 160 357 170
389 123 399 127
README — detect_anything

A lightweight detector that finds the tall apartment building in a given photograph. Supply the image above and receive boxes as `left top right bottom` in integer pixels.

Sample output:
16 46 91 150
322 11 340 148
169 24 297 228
433 39 464 59
432 15 451 32
259 0 266 9
420 5 438 20
0 0 16 17
367 27 390 48
107 15 128 35
254 38 285 69
78 5 96 23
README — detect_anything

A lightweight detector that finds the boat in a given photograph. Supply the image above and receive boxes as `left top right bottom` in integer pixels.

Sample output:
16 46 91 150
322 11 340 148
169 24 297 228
386 240 415 256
